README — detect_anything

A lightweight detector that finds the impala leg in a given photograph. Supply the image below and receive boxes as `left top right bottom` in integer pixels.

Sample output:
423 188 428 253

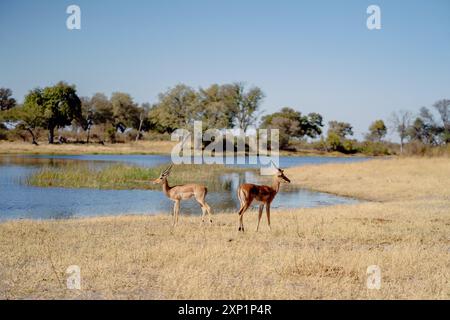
200 205 206 224
199 200 213 224
266 204 271 230
238 204 249 232
172 202 176 226
256 204 264 232
173 200 180 227
205 202 213 224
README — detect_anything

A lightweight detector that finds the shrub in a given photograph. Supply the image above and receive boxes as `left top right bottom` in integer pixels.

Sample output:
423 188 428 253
106 126 116 143
326 132 342 151
342 139 358 154
359 141 390 156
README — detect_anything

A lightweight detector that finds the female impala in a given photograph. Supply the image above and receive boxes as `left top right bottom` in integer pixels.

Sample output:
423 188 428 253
153 164 213 226
237 162 291 232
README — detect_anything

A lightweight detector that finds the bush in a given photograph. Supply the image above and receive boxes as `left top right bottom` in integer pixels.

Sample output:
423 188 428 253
359 141 391 156
342 139 358 154
106 126 116 143
403 141 450 157
308 137 327 151
325 133 358 154
144 131 171 141
326 132 342 151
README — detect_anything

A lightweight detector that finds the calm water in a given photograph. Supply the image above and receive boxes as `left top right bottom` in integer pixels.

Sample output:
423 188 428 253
0 154 368 221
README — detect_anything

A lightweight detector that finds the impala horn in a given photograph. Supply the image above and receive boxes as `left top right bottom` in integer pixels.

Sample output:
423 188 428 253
161 164 173 176
270 160 281 171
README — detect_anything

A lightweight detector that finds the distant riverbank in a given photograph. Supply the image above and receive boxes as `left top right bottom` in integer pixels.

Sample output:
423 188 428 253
0 141 369 157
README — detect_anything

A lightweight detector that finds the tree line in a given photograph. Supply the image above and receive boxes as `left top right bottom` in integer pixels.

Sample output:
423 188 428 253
0 83 448 155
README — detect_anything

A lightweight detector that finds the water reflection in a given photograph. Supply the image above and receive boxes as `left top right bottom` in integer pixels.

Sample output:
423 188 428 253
0 154 364 221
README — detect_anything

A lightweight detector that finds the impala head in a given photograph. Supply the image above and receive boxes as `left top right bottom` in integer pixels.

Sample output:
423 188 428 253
271 161 291 183
153 164 173 184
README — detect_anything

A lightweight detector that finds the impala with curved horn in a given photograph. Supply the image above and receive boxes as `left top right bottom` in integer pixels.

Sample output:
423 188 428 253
153 164 213 226
236 161 291 232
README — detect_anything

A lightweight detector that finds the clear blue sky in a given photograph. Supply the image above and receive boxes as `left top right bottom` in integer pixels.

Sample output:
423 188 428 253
1 0 449 139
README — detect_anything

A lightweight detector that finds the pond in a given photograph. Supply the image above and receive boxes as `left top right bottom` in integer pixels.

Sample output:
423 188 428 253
0 154 369 221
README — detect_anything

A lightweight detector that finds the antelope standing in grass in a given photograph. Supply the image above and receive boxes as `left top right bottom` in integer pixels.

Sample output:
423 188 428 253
237 162 291 232
153 164 213 226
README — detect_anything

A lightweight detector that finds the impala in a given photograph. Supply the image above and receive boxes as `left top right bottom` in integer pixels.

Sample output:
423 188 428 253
153 164 213 226
237 162 291 232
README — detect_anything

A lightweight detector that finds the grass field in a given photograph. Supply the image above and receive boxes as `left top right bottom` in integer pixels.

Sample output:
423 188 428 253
0 158 449 299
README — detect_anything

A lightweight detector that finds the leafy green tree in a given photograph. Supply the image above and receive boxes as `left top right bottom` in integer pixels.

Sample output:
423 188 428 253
326 121 354 152
326 132 342 152
366 119 387 142
5 97 44 145
407 116 439 146
148 82 264 133
81 93 116 143
225 82 264 131
407 107 445 145
0 88 17 137
85 93 114 125
197 84 235 129
22 82 83 143
328 121 353 139
111 92 142 130
0 88 16 111
432 99 450 143
260 107 323 149
149 84 199 132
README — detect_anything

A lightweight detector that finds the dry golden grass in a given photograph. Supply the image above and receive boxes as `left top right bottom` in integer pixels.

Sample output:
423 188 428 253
0 158 449 299
286 157 450 201
0 141 177 155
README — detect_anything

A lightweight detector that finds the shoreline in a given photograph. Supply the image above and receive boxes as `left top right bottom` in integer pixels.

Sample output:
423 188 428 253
0 141 372 158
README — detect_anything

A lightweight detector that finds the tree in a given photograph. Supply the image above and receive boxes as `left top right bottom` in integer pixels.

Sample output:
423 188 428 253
327 121 353 139
325 132 339 151
325 121 354 152
148 82 264 133
197 84 235 129
389 110 412 153
366 119 387 142
86 93 114 125
135 102 153 141
407 107 445 146
432 99 450 143
80 93 116 143
0 88 16 111
260 107 323 149
407 117 433 145
5 98 44 145
22 82 83 143
226 82 264 132
407 107 443 145
149 84 199 132
110 92 142 130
